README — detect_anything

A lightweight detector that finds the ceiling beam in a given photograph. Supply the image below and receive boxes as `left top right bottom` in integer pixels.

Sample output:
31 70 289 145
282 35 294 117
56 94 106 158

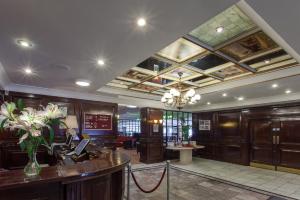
183 35 257 73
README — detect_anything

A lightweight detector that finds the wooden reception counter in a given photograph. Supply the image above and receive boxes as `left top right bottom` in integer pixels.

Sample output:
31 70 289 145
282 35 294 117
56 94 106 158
0 149 130 200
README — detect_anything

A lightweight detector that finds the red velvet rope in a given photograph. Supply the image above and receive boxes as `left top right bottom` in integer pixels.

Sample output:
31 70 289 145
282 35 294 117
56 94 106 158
131 167 166 193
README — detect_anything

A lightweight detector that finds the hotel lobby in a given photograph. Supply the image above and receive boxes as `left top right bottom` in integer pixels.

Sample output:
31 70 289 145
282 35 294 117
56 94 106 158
0 0 300 200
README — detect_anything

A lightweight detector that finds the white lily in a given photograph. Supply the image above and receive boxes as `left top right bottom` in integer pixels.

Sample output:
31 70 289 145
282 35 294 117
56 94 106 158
43 103 65 119
19 107 46 128
0 102 16 119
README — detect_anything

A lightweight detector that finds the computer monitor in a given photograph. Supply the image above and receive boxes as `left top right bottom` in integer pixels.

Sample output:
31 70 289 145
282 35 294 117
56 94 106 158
74 139 90 156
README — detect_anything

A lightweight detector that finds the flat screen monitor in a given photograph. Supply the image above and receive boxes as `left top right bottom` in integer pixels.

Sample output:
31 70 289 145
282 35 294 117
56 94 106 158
74 139 90 156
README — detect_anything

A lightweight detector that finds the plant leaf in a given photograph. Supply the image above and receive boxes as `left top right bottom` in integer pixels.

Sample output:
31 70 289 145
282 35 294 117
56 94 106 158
17 99 25 111
0 118 8 131
49 126 54 144
20 141 26 151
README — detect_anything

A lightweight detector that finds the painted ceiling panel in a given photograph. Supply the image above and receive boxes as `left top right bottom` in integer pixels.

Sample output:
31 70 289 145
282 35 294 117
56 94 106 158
122 70 150 81
189 5 256 47
156 38 206 62
210 65 248 79
220 31 278 61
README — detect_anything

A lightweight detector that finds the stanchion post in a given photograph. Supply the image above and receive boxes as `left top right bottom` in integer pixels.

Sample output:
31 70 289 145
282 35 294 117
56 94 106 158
167 160 170 200
127 163 131 200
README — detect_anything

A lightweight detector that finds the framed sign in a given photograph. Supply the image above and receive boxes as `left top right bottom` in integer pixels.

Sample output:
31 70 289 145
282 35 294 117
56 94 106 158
84 113 112 130
199 120 211 131
153 124 159 133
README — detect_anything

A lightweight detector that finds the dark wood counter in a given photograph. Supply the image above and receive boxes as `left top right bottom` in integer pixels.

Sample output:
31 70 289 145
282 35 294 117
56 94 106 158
0 150 130 200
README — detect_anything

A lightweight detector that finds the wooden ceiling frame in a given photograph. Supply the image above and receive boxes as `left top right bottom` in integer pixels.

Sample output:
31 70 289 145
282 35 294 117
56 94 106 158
183 34 257 73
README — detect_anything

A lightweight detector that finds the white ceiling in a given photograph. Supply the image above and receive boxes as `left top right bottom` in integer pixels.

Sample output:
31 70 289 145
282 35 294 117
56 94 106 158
1 0 300 111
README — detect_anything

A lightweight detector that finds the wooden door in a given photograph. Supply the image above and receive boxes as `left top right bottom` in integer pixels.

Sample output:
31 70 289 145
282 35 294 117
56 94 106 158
249 119 274 167
277 119 300 170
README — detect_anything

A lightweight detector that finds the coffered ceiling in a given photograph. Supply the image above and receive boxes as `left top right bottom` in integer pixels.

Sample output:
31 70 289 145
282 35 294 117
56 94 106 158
101 4 298 102
1 0 300 111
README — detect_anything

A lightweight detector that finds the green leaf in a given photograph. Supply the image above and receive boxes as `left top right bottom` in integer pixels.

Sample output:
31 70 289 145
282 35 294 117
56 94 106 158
17 99 25 111
16 129 26 136
20 141 26 151
0 118 8 131
40 136 49 146
59 121 68 129
49 126 54 144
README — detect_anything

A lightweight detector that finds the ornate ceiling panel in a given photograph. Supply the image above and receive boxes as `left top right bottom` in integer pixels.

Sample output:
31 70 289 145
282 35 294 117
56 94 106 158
189 5 256 47
103 4 299 99
156 38 206 63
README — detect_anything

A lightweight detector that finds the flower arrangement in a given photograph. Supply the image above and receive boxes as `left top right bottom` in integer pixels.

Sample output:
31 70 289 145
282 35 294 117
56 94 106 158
0 99 71 176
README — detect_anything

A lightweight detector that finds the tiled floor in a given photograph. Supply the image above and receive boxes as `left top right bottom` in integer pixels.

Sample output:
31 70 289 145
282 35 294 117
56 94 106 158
127 168 289 200
170 158 300 199
120 149 300 199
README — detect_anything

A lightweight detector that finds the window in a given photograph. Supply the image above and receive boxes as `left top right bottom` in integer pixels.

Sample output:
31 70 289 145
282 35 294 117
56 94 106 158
163 110 192 144
118 119 140 136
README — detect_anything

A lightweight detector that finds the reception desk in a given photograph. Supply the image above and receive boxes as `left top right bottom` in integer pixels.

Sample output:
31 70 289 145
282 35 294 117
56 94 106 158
0 149 130 200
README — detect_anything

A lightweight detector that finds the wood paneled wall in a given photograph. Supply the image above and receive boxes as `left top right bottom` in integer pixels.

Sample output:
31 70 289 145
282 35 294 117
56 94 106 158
140 107 164 164
193 103 300 166
0 91 118 169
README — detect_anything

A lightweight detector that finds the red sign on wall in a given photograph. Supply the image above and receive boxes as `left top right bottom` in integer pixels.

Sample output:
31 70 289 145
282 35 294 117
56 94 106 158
84 113 112 130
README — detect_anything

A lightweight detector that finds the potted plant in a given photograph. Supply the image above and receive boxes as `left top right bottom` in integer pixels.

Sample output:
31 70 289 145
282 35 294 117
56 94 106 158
0 100 70 177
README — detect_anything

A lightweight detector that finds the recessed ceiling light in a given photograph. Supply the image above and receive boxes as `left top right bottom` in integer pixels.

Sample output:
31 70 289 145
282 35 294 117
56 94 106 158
75 80 90 87
272 83 278 88
137 18 146 27
238 97 244 101
216 26 224 33
97 59 105 66
16 39 33 48
24 67 32 74
222 93 227 97
264 59 271 64
285 89 292 94
207 102 211 105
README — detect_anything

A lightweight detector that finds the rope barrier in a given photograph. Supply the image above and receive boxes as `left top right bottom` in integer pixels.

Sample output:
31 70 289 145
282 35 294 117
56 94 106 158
130 166 167 193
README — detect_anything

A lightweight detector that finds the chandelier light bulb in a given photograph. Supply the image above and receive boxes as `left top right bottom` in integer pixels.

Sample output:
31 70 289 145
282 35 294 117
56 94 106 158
161 97 167 103
170 88 180 97
167 98 174 104
164 92 172 99
186 89 195 97
194 94 201 100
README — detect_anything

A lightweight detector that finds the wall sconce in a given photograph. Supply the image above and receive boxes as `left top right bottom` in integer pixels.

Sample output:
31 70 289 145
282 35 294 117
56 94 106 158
159 119 163 124
153 119 158 124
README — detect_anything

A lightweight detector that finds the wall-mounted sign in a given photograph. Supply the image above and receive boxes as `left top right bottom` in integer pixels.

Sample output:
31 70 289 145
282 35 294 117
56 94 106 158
84 113 112 130
153 124 159 133
199 120 211 131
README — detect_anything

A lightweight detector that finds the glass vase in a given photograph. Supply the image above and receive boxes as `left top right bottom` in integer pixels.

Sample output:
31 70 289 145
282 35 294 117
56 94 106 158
24 148 41 177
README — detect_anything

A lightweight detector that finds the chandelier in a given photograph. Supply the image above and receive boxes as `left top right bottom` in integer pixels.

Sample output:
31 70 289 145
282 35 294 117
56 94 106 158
161 72 201 110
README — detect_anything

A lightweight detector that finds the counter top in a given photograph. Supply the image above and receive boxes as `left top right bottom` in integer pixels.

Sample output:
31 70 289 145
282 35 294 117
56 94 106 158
0 150 130 190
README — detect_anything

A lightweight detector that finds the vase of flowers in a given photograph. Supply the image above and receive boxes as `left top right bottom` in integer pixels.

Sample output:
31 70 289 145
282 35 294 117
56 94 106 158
0 100 69 177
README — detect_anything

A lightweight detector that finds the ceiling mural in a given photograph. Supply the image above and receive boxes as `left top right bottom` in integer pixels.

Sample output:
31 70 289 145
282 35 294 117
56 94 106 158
220 31 278 61
103 5 298 99
189 5 257 47
156 38 206 63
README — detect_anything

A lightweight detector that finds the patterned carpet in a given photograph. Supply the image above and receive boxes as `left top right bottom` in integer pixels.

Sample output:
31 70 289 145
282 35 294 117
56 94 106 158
126 168 291 200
